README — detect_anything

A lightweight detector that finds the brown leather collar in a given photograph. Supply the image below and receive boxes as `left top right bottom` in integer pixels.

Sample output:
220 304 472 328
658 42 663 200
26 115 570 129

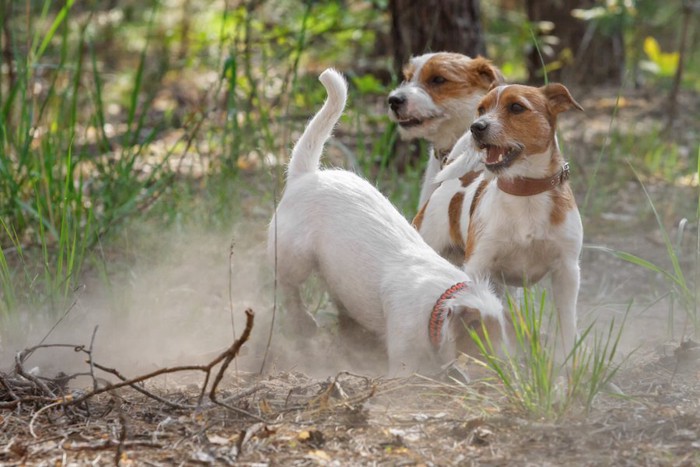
497 163 570 197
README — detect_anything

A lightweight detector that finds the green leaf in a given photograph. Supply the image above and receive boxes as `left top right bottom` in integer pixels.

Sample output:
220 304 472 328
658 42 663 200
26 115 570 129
351 74 385 95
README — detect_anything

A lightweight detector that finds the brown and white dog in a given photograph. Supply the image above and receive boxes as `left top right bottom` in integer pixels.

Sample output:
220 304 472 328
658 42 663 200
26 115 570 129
269 69 508 376
414 83 584 359
387 52 503 208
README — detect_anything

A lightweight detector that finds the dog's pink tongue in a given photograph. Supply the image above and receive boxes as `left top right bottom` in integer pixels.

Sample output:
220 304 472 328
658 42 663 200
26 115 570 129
485 146 503 164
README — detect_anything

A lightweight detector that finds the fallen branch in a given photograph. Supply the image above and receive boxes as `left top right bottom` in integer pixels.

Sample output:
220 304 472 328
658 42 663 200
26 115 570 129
66 309 257 413
1 309 260 422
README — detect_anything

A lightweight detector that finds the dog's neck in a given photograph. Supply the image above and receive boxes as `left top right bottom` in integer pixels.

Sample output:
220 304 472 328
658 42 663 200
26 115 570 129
497 162 570 196
432 132 462 155
433 146 452 165
432 135 464 167
496 142 569 196
429 281 469 349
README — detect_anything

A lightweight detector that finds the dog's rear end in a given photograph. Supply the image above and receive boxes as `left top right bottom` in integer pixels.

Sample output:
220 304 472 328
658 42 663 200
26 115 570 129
268 69 348 338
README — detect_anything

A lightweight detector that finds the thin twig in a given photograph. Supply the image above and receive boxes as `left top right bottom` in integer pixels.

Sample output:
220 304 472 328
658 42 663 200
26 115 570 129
208 309 266 422
228 240 239 379
210 308 255 400
62 440 163 451
66 363 214 408
88 326 99 392
92 363 195 410
29 400 63 438
115 406 128 466
0 373 20 403
15 352 54 397
35 288 82 349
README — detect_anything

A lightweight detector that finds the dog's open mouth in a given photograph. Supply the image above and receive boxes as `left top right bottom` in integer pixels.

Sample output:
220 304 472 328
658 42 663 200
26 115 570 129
480 144 523 171
397 117 431 128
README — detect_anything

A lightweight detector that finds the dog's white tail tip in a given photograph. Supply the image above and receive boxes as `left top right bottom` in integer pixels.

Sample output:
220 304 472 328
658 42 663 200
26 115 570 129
286 68 347 180
319 68 346 95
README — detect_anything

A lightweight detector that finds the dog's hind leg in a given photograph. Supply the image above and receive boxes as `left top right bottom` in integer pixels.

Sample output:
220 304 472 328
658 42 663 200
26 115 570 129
280 282 318 338
271 226 319 338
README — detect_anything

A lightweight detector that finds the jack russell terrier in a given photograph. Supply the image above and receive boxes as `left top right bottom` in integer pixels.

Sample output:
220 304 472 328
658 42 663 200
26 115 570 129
387 52 503 208
414 83 584 360
269 69 508 376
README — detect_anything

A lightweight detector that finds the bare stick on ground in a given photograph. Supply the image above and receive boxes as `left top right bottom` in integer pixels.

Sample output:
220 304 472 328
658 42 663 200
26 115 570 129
1 309 260 422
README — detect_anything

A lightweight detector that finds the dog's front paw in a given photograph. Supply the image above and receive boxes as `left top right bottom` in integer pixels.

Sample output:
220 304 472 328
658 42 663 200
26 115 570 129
445 364 471 385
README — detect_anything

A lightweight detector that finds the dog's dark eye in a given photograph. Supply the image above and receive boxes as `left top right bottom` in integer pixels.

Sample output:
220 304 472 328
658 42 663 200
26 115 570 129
509 102 526 114
431 76 447 85
477 106 485 116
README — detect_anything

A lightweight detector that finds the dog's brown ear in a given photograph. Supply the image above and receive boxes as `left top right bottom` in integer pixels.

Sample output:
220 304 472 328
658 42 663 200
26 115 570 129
541 83 584 114
401 62 416 82
472 56 504 88
448 305 481 332
448 305 485 356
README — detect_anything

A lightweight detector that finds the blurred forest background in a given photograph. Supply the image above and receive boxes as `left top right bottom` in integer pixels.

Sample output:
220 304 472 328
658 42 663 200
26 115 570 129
0 0 698 346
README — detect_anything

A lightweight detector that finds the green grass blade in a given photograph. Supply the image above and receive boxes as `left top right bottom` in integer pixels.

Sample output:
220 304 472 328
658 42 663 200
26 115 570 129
34 0 76 63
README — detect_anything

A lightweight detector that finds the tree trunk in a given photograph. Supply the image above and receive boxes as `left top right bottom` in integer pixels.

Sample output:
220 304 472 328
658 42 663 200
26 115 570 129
389 0 486 76
525 0 624 86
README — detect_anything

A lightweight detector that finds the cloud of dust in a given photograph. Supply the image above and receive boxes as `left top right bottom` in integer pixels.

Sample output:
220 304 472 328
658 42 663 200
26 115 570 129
0 220 388 382
2 209 687 385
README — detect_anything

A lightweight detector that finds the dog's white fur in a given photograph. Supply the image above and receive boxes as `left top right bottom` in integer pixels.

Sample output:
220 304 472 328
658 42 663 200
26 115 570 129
269 69 507 376
387 52 502 208
418 84 583 359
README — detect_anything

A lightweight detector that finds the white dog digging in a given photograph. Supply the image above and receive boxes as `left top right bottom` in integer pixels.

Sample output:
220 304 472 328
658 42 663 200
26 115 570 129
268 69 508 376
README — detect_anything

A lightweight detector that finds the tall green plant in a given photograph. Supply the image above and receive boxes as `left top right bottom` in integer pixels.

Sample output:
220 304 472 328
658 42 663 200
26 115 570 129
469 288 627 418
0 1 183 338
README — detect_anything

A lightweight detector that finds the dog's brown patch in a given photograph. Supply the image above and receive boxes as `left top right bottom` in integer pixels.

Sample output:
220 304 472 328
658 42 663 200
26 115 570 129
448 192 465 248
475 84 583 159
550 186 577 225
476 86 554 155
412 200 429 230
418 54 501 106
402 61 416 82
469 179 489 219
460 170 480 188
453 309 504 359
464 179 489 262
467 56 505 89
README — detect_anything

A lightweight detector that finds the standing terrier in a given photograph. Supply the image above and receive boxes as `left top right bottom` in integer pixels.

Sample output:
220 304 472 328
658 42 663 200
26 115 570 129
414 83 584 359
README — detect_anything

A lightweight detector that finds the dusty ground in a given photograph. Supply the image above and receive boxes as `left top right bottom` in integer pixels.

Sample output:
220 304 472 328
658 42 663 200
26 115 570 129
1 346 699 465
1 86 699 466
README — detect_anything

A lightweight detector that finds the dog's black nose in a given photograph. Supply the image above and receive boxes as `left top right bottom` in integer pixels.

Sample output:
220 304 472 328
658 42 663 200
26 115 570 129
388 94 406 111
470 120 489 137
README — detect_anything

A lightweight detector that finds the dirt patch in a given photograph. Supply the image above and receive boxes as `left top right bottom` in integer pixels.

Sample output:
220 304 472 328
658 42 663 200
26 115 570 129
2 345 699 465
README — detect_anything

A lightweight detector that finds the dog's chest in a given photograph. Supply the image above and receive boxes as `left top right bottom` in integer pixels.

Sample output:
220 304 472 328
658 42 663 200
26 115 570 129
488 239 557 285
478 194 561 284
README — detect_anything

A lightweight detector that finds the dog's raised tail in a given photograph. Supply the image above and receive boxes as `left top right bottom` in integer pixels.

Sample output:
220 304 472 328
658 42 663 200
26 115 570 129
286 68 347 180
